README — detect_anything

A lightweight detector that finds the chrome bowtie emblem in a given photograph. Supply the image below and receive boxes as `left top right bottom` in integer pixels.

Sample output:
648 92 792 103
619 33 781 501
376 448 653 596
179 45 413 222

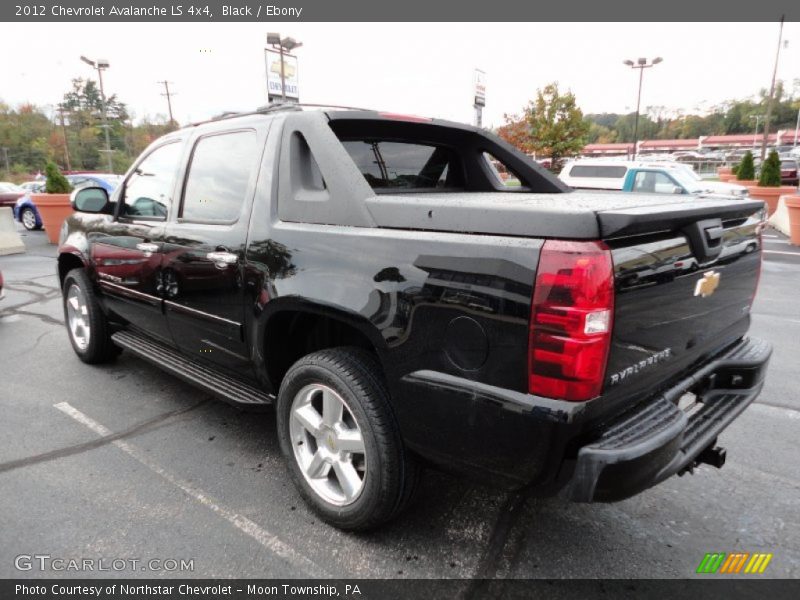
694 270 721 298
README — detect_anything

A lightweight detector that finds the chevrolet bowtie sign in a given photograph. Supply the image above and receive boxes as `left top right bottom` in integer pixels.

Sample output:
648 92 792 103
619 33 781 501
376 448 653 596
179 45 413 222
694 270 721 298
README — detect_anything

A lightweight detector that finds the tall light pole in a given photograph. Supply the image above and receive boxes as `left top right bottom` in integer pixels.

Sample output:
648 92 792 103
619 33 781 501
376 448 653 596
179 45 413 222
760 16 784 162
80 55 114 173
623 57 663 160
750 115 763 149
56 103 72 171
794 105 799 147
267 33 302 102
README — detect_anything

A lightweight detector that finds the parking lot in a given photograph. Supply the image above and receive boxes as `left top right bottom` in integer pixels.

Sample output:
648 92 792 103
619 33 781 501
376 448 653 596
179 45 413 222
1 224 798 580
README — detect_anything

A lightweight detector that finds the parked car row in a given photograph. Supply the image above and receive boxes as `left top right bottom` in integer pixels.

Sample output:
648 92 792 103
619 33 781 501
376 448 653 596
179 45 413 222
10 173 122 231
0 182 26 207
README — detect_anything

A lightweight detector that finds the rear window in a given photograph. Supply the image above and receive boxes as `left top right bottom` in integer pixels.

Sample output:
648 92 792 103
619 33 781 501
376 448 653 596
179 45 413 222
781 160 798 169
341 140 460 190
568 165 628 178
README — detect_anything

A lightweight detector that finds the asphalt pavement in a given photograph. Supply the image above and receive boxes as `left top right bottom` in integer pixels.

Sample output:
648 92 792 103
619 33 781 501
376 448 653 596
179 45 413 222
0 223 798 581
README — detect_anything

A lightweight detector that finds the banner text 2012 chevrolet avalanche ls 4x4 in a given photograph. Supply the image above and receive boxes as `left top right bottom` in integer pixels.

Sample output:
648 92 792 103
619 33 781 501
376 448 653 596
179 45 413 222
58 106 771 530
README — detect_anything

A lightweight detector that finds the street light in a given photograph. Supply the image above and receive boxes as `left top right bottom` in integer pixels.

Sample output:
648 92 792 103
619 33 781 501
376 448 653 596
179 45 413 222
80 55 114 173
622 56 663 160
750 115 763 149
267 33 303 102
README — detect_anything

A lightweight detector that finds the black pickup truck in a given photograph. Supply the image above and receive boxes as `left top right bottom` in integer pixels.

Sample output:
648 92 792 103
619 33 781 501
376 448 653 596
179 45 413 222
58 106 771 530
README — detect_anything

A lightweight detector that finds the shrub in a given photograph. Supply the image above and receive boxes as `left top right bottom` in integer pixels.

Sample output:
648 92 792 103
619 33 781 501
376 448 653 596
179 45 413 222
44 161 72 194
736 151 755 181
731 164 740 176
758 150 781 187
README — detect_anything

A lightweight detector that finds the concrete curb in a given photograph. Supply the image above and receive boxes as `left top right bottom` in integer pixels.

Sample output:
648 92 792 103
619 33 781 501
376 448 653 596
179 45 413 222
0 207 25 256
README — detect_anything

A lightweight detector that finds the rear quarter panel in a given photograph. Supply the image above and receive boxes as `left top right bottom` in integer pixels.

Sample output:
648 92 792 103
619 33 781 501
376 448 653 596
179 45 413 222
245 211 550 483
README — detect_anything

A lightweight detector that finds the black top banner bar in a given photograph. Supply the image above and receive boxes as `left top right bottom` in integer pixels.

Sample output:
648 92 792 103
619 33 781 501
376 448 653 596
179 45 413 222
2 0 800 22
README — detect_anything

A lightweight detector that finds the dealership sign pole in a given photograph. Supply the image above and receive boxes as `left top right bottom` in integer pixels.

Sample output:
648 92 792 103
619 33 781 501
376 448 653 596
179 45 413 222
474 69 486 128
266 33 302 103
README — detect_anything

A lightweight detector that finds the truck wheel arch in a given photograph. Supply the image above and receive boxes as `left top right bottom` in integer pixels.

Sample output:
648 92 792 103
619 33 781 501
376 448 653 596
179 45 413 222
260 304 387 393
58 252 88 287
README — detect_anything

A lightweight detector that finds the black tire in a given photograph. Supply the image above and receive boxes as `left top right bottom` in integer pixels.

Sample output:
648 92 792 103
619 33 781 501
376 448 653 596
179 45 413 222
62 268 121 364
20 207 42 231
276 347 419 531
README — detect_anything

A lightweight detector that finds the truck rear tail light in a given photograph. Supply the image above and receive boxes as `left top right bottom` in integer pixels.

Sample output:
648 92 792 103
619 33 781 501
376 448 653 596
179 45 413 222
529 240 615 402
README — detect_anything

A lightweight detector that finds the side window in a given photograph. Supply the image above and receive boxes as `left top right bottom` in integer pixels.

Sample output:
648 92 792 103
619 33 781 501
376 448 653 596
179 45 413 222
181 130 259 222
633 171 681 194
482 152 522 188
121 142 183 219
568 165 628 178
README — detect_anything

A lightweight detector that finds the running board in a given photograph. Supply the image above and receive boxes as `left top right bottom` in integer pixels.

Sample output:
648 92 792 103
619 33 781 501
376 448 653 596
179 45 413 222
111 330 273 408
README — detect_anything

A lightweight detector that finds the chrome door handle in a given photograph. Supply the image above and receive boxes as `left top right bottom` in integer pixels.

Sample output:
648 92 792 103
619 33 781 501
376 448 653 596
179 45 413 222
136 242 159 256
206 251 238 269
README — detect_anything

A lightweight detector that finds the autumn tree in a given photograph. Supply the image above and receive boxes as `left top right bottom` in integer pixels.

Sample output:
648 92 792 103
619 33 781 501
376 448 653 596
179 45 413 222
496 115 534 154
500 83 589 164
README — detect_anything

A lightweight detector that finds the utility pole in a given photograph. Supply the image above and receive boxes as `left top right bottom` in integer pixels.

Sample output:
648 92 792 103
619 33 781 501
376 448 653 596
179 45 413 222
158 80 176 124
750 115 762 149
761 15 785 162
1 147 10 175
57 104 72 172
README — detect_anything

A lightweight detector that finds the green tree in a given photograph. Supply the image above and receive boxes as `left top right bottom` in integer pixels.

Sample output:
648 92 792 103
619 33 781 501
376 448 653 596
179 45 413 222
758 150 781 187
44 161 72 193
520 82 589 162
60 78 130 171
737 151 755 180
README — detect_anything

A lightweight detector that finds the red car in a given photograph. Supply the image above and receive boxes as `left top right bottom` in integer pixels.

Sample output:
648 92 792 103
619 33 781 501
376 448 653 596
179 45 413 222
781 159 798 186
0 182 26 207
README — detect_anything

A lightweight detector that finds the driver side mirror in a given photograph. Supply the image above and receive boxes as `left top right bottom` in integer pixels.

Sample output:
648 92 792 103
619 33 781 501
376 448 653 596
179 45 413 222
672 185 684 195
71 186 111 214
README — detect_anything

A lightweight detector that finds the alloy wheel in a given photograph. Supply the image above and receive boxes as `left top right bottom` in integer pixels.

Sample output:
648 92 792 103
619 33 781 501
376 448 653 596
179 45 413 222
66 283 91 351
21 209 37 230
289 383 367 506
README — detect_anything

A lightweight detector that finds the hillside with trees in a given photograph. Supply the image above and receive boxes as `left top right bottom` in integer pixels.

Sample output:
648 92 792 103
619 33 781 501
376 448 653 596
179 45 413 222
0 78 177 180
583 81 800 144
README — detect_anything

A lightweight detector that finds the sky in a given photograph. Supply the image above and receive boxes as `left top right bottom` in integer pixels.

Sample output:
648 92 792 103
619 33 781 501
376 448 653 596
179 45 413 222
2 22 799 129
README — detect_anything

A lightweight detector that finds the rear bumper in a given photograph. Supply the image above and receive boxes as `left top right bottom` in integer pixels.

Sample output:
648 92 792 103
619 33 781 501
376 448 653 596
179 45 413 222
563 337 771 502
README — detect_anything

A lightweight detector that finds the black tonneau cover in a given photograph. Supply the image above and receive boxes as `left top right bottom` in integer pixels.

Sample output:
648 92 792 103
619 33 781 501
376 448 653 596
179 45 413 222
365 192 765 240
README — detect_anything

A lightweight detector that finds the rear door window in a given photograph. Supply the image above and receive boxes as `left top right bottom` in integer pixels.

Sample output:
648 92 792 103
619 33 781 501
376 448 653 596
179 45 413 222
181 130 259 222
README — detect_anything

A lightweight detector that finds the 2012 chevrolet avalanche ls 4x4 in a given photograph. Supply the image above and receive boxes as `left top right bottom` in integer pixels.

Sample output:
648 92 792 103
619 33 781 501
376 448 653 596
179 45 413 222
57 105 771 530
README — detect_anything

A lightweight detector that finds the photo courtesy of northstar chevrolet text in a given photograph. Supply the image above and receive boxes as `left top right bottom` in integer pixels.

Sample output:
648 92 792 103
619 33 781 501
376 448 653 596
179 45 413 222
0 0 799 596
